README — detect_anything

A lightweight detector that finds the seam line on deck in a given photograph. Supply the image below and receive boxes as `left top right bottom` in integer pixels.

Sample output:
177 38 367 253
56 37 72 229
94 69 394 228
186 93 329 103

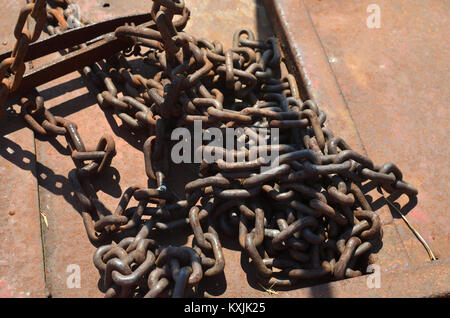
300 1 419 264
301 0 369 157
32 129 51 297
266 0 415 265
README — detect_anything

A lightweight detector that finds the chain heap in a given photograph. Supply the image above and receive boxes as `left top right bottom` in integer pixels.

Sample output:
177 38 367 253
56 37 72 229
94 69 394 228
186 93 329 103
4 0 418 297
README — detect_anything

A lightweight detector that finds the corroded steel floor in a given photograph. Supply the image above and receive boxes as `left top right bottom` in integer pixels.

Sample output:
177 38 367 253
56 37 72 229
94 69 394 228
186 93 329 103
303 0 449 261
0 0 448 297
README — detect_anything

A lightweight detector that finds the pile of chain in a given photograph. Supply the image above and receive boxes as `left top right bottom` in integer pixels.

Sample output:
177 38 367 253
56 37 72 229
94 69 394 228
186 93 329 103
2 0 418 297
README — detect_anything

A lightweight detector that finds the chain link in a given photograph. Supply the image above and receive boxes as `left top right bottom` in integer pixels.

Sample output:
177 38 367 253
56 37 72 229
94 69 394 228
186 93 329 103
0 0 48 116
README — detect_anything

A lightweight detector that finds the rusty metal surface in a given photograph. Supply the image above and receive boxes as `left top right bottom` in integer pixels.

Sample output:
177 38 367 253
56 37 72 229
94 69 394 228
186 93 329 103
0 0 447 298
262 0 365 154
0 2 46 298
264 0 449 296
212 255 450 298
0 116 46 297
264 0 419 273
288 256 449 298
300 0 449 260
267 0 448 263
185 0 273 48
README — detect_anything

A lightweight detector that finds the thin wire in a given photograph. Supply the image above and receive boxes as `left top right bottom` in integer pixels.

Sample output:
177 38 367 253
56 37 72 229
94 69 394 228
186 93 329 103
381 190 437 261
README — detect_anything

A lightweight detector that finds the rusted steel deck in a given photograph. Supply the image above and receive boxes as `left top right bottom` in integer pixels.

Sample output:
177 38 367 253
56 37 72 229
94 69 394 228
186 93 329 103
0 0 448 298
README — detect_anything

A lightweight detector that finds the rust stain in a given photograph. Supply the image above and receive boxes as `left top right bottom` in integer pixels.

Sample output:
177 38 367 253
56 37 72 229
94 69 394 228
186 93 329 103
344 54 369 89
0 279 13 298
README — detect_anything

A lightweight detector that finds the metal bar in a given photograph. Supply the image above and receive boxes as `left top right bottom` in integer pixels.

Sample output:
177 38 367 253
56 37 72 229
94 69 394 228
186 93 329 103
10 34 132 96
0 13 152 63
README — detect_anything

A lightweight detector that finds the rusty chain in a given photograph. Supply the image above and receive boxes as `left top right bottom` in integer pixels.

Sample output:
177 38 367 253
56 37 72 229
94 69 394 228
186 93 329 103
0 0 47 114
3 0 418 297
